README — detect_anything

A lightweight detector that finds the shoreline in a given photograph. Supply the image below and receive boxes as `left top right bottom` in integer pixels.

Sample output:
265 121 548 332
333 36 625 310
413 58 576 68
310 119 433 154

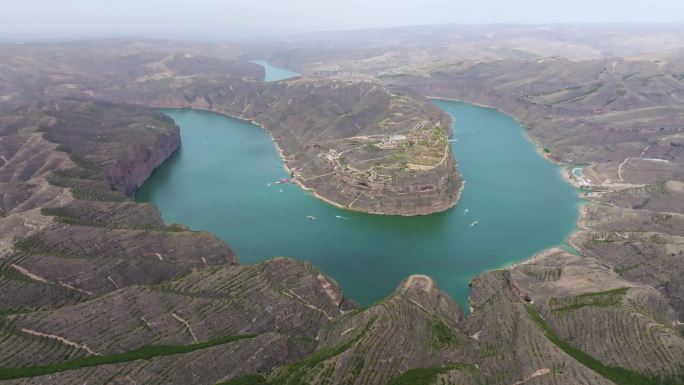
267 117 462 217
505 247 567 270
164 105 462 217
430 96 589 264
147 102 583 311
159 102 586 305
428 96 569 166
246 115 461 217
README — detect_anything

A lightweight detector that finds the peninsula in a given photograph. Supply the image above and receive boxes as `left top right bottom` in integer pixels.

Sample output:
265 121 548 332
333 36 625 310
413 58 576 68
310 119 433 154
1 27 683 385
0 44 461 216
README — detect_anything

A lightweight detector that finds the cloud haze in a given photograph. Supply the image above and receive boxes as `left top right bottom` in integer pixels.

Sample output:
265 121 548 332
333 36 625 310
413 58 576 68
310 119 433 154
1 0 683 40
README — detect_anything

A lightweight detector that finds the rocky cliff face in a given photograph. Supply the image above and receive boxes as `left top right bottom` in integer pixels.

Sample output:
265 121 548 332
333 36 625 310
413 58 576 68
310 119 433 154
4 40 684 385
0 42 464 215
34 100 182 199
1 101 683 385
309 148 461 215
105 133 180 197
0 101 236 312
383 57 684 169
382 57 684 322
97 76 462 215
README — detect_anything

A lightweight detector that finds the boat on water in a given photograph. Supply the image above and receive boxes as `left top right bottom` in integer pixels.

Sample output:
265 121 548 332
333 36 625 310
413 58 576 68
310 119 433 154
335 215 348 220
469 220 479 227
275 178 290 184
306 215 317 221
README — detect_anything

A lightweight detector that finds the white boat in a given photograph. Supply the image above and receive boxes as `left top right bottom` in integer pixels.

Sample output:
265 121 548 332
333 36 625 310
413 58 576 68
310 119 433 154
469 220 479 227
306 215 317 221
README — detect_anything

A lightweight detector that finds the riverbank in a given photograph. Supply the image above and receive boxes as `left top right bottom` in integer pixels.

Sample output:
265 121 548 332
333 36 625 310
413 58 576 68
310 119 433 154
138 101 580 307
155 102 462 216
432 98 585 254
428 96 562 161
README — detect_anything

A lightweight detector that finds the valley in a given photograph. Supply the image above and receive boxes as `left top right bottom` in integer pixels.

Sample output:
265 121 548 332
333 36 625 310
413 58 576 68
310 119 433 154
135 98 578 307
0 25 683 385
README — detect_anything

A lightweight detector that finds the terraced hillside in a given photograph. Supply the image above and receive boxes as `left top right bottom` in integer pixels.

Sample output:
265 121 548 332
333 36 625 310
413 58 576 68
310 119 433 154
363 52 684 327
266 275 473 385
0 100 352 384
0 42 462 216
464 249 684 385
0 41 263 104
249 33 684 309
573 181 684 322
382 56 684 173
0 100 235 314
98 75 460 215
2 37 684 385
263 24 684 74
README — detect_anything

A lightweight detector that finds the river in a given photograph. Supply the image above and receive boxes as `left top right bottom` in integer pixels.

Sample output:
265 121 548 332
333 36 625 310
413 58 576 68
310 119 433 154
250 60 299 82
135 62 580 307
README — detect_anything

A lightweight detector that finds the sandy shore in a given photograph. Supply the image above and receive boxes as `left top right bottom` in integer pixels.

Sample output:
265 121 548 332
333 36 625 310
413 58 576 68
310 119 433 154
505 247 567 269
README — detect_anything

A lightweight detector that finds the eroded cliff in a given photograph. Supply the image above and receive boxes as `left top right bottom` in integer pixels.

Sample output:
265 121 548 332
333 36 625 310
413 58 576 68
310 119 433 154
0 43 463 215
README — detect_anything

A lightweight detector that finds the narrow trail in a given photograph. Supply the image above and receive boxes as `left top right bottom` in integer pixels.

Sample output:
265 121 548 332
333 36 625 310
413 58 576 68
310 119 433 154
617 158 631 182
21 328 100 356
281 289 333 320
300 172 333 181
172 313 199 343
11 264 93 296
246 334 280 363
107 276 120 289
347 192 364 209
618 144 650 181
11 264 48 283
508 368 550 385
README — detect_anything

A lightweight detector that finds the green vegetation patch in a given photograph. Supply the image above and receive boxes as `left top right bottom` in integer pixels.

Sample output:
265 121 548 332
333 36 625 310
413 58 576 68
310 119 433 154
387 363 481 385
614 263 644 275
269 318 376 385
216 374 268 385
428 317 458 348
549 287 629 313
166 223 190 232
524 304 682 385
39 207 94 227
366 126 447 175
0 334 256 380
479 343 501 358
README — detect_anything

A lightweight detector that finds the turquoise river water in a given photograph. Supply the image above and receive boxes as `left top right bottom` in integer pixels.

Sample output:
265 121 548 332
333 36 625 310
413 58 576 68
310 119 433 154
250 60 299 82
136 63 580 307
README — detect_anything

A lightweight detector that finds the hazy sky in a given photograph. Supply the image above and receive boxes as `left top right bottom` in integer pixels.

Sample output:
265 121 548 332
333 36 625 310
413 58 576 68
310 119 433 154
1 0 683 40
